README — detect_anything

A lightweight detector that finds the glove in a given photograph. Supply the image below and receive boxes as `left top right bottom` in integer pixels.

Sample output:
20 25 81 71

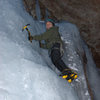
28 36 33 41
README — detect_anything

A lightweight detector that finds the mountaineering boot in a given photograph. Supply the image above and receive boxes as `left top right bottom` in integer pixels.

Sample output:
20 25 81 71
70 72 78 79
60 69 78 83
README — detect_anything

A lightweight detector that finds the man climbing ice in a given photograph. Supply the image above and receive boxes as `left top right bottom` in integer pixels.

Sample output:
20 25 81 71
29 19 77 83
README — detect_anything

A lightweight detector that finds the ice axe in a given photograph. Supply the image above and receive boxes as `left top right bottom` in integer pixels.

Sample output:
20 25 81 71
22 24 32 43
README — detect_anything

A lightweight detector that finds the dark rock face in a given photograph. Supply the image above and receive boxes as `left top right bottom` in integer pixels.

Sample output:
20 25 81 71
23 0 100 68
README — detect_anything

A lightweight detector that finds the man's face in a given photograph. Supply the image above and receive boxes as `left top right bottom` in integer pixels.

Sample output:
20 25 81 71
46 21 53 30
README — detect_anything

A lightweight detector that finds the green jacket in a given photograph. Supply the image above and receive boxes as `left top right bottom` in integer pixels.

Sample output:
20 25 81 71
32 26 63 49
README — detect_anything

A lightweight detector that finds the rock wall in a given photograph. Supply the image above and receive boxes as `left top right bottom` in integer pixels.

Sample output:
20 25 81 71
23 0 100 68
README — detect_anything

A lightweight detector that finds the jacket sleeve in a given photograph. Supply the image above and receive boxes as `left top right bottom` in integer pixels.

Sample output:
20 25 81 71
32 32 48 41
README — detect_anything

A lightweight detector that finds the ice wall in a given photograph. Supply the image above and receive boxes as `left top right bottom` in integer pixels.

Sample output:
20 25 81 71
0 0 99 100
0 0 79 100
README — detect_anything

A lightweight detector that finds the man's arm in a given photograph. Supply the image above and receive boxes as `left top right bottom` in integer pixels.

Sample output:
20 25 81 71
31 32 48 41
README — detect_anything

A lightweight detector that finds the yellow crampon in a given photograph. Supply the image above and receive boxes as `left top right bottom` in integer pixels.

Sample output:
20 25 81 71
67 79 72 83
62 75 72 83
70 74 78 79
61 69 78 83
62 75 68 79
62 73 78 83
74 74 78 79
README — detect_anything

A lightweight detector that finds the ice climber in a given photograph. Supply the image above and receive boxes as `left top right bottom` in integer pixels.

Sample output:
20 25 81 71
29 19 78 83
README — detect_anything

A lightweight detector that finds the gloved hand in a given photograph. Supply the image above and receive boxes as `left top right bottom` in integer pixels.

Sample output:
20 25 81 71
28 36 33 41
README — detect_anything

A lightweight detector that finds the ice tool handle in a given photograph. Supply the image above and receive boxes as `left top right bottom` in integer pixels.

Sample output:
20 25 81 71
22 24 32 43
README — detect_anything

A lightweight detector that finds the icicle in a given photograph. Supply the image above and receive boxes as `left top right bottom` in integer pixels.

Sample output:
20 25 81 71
82 40 100 100
35 0 41 21
45 8 50 21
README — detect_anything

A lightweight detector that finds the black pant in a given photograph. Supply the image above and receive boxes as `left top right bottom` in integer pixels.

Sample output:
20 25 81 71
50 43 69 72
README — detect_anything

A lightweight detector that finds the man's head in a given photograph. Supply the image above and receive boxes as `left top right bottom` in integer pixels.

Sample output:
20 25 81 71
46 19 55 30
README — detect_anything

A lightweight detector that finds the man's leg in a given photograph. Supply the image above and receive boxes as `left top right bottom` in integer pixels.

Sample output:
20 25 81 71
50 49 69 72
50 49 78 83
